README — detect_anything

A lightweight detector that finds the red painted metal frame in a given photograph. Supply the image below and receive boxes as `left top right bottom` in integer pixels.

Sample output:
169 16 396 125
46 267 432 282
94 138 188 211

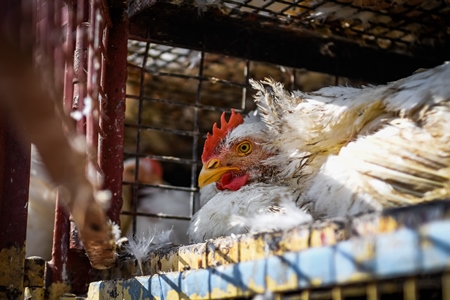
34 0 124 294
100 0 128 226
1 0 126 296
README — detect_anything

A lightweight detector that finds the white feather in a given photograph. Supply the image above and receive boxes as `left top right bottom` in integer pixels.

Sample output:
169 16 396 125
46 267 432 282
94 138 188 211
123 228 174 275
199 183 218 208
230 199 312 233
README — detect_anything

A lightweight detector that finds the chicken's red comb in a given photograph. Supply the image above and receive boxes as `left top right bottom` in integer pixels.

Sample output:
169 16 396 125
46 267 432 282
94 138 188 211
142 157 163 179
202 109 244 163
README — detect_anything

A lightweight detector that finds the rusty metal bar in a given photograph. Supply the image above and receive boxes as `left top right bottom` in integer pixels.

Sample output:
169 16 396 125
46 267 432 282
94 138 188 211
48 191 71 287
99 0 128 225
47 0 75 289
63 2 76 116
74 21 89 135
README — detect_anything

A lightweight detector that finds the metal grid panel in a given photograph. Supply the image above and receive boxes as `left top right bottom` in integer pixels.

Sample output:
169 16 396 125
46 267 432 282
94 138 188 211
124 41 251 242
128 0 450 83
222 0 450 55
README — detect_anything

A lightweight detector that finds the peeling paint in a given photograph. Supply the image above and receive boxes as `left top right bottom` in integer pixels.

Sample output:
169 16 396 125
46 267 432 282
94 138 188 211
89 219 450 299
267 274 297 293
23 257 46 287
0 245 26 299
47 282 71 300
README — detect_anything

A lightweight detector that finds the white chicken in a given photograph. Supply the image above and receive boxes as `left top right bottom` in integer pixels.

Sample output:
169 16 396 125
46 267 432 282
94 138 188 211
189 62 450 243
188 110 312 243
252 62 450 219
122 157 191 245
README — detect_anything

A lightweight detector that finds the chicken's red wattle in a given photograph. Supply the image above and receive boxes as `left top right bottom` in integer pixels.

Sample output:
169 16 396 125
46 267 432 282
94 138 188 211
216 173 249 191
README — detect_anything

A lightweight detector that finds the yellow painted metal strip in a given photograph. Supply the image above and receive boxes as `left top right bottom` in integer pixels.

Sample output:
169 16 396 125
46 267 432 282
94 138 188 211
331 287 343 300
300 289 310 300
442 272 450 300
403 278 417 300
367 283 379 300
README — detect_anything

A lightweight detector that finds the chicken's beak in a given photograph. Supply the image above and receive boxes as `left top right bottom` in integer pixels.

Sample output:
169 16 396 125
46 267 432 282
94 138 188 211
198 159 239 188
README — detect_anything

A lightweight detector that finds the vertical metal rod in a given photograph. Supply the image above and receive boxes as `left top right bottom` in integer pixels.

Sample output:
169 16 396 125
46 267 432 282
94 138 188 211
74 21 89 135
63 2 76 117
300 289 310 300
191 50 205 216
49 190 70 284
48 0 72 288
53 0 64 89
443 272 450 300
131 41 150 234
99 0 128 226
403 277 417 300
331 287 343 300
242 60 250 111
86 0 98 152
290 68 296 91
367 282 380 300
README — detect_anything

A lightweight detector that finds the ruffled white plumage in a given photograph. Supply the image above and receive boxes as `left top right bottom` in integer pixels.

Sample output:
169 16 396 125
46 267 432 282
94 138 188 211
189 183 310 243
251 62 450 219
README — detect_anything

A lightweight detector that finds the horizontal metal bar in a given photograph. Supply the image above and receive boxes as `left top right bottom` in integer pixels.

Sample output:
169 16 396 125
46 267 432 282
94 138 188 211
124 123 199 137
127 62 247 88
122 181 198 192
89 217 450 298
120 210 191 221
125 94 246 114
123 152 202 166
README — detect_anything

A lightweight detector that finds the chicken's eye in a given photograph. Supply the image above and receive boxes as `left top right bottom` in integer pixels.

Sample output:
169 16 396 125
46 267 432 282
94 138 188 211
236 141 252 156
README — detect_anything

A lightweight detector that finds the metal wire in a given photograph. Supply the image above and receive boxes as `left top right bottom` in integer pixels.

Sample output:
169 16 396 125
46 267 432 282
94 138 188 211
221 0 449 54
131 41 151 235
123 36 360 242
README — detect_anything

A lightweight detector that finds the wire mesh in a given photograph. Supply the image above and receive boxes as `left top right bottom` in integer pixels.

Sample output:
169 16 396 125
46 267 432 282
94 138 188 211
279 273 447 300
122 0 449 245
221 0 450 55
123 39 365 244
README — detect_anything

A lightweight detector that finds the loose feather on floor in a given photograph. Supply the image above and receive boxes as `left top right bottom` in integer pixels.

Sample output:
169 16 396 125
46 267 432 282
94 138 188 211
118 228 174 276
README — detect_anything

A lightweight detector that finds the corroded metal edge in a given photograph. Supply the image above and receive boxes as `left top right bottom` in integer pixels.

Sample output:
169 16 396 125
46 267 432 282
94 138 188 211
88 217 450 299
111 200 450 278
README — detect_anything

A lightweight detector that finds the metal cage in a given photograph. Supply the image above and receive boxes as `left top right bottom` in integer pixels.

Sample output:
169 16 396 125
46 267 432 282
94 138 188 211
1 0 450 299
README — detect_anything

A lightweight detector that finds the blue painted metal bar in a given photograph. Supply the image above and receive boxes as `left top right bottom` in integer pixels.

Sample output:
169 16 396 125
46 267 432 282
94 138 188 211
88 219 450 299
